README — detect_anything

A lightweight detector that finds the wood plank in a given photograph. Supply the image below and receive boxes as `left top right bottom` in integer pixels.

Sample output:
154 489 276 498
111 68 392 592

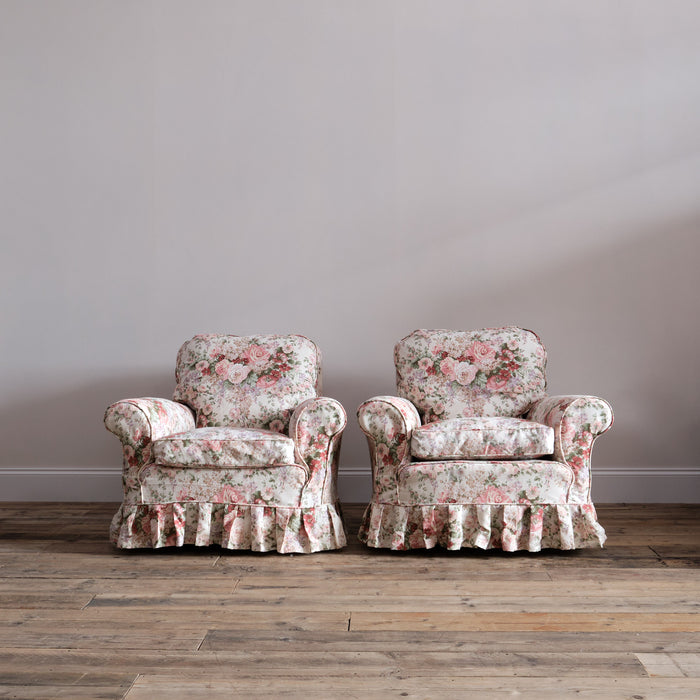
0 552 225 579
200 629 700 653
636 652 687 677
122 676 700 699
0 649 647 678
0 608 350 635
0 577 239 595
636 651 700 677
233 576 700 596
0 609 350 631
0 671 133 686
547 567 700 582
0 594 94 610
350 611 700 632
0 688 128 699
83 592 700 613
0 621 205 650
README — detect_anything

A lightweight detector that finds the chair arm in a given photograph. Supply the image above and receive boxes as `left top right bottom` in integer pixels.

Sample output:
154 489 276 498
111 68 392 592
526 395 613 502
289 397 347 505
357 396 421 503
105 397 196 450
104 398 195 500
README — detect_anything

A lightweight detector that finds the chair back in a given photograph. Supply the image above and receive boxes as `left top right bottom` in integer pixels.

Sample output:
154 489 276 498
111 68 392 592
395 327 547 422
173 334 321 431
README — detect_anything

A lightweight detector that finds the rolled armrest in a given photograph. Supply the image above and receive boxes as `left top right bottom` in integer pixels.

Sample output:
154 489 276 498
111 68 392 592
527 394 613 502
105 397 196 448
290 397 347 505
104 398 195 500
357 396 421 503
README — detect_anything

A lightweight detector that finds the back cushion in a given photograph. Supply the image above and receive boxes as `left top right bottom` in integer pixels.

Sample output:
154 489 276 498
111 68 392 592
395 328 547 422
173 334 321 432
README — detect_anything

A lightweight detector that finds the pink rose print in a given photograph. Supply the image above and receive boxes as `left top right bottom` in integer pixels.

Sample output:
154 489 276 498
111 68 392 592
227 363 251 384
243 344 271 368
439 357 457 380
173 508 186 530
256 375 278 389
269 419 285 433
455 362 477 386
376 443 391 465
214 485 244 502
418 358 432 371
561 418 577 443
486 372 509 391
476 485 509 504
467 341 498 370
124 445 137 467
137 515 151 536
215 360 230 377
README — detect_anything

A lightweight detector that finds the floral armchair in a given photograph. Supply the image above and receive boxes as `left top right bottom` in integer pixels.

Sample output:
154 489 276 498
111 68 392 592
105 334 347 553
357 328 613 551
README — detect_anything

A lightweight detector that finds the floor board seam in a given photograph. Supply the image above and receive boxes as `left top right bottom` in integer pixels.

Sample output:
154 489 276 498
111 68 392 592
122 672 142 699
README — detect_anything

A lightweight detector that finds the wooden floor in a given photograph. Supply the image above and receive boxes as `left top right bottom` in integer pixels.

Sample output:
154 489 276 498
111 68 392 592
0 504 698 699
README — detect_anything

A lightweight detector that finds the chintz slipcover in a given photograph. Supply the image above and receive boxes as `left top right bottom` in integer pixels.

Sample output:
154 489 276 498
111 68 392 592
105 334 347 553
358 328 613 551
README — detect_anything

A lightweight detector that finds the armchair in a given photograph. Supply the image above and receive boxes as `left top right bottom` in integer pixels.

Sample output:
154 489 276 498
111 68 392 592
106 334 347 553
358 328 612 551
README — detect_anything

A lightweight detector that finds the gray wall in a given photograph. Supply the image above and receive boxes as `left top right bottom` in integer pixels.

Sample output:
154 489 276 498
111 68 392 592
2 1 699 501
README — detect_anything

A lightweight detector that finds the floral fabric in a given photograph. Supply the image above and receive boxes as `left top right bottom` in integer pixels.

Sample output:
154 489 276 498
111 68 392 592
105 336 347 553
410 417 554 460
104 398 196 503
152 426 296 468
527 394 614 503
138 464 307 506
359 329 612 552
395 328 547 422
397 460 573 505
358 502 606 551
357 396 421 503
289 397 347 508
111 503 345 553
173 334 321 432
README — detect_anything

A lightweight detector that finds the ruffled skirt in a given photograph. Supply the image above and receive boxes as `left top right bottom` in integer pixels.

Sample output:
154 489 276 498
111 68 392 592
359 502 605 551
111 501 347 554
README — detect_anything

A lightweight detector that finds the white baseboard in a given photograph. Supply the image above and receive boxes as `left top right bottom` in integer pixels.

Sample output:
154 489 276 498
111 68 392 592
0 466 698 503
590 466 700 503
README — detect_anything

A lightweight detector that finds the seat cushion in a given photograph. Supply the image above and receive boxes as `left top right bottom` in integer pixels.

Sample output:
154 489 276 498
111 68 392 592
397 460 573 505
152 427 296 468
410 417 554 460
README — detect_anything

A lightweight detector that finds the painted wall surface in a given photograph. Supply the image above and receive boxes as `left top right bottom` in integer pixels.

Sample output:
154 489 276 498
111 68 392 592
1 1 699 501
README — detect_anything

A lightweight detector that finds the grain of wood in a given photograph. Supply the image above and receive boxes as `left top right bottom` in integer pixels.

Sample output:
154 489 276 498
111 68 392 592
0 609 350 630
200 629 700 653
121 676 700 700
0 502 698 699
350 611 700 632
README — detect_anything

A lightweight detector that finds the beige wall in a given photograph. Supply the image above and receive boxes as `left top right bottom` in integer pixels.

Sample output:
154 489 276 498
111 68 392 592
2 1 699 500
